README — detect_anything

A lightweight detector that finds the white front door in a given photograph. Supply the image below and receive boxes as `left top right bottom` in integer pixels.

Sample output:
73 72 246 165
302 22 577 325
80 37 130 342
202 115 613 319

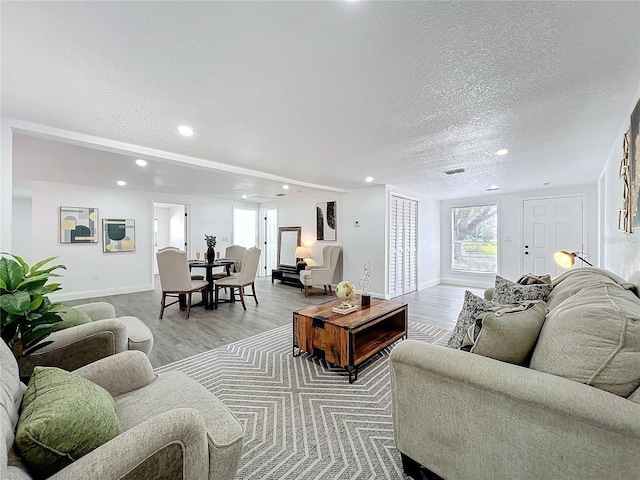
522 196 584 276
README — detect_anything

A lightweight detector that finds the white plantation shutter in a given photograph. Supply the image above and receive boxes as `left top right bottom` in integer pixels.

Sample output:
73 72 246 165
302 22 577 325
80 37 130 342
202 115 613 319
389 195 418 298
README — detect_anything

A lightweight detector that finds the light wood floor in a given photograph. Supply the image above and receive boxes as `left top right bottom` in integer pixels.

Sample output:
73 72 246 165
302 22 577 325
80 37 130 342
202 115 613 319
69 277 483 368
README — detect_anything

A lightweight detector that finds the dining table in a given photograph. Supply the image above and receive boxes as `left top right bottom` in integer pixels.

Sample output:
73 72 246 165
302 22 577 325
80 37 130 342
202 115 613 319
189 259 235 309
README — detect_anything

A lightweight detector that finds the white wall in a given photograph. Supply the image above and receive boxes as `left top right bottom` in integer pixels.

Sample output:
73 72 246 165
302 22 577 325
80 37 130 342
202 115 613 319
601 97 640 286
440 184 598 288
26 180 241 301
263 185 442 298
31 181 153 301
11 197 32 261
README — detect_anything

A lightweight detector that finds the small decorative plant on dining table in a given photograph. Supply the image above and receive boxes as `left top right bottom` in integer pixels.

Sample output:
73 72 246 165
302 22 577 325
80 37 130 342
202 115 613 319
204 235 217 263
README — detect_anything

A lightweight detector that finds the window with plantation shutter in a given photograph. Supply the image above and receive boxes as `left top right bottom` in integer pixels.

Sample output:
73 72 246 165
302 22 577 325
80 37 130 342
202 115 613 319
389 195 417 298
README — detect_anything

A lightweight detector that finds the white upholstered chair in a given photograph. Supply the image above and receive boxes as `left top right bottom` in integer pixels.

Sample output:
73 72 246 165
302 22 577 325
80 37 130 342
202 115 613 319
214 247 261 310
157 246 204 280
299 246 342 297
212 245 247 280
156 248 208 319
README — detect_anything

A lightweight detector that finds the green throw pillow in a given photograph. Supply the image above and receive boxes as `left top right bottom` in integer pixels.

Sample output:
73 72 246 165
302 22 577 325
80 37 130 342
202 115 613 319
50 305 92 331
15 367 120 478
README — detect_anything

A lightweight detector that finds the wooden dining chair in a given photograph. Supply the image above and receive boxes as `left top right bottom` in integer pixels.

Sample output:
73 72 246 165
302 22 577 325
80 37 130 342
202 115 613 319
156 248 208 319
214 247 261 310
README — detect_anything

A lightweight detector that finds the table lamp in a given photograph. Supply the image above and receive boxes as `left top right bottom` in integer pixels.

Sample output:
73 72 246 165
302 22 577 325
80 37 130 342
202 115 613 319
294 246 311 272
554 250 593 268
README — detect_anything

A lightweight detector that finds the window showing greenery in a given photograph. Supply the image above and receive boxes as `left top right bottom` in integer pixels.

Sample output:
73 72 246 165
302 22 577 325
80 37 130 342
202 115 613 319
451 205 497 273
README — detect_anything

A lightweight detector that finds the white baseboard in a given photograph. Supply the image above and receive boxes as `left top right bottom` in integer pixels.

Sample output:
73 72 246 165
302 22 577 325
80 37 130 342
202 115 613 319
50 284 154 302
419 278 442 290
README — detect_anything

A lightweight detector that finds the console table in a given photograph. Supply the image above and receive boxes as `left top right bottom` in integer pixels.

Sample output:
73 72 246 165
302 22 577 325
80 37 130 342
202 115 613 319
272 267 303 287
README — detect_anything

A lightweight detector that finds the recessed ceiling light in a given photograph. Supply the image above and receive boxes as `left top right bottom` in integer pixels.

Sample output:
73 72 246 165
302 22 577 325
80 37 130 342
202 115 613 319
117 180 127 186
135 159 147 167
485 185 500 191
242 194 248 199
282 185 289 190
496 148 509 156
178 125 194 137
365 176 374 183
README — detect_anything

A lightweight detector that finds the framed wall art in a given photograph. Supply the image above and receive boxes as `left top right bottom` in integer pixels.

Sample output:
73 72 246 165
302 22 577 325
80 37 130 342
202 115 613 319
316 201 337 241
59 206 98 243
103 219 135 252
630 98 640 230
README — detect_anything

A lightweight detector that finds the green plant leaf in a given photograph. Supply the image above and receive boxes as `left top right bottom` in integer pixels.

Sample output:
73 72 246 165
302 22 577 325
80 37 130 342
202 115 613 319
0 291 30 315
19 278 47 293
0 277 6 290
29 264 66 276
28 295 44 311
0 257 23 291
38 311 62 325
26 312 42 321
22 339 54 357
30 283 63 295
16 274 49 290
21 324 54 350
28 256 58 275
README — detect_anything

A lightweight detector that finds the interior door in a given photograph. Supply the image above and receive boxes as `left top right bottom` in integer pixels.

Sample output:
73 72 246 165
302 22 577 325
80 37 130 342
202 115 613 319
261 208 278 276
389 195 418 298
523 196 584 276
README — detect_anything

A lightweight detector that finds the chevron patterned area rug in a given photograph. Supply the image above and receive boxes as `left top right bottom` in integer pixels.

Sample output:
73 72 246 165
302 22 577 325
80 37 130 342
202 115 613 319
155 321 448 480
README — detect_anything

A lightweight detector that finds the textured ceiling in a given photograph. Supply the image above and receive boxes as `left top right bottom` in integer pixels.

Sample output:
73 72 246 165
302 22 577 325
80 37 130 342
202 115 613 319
3 1 640 200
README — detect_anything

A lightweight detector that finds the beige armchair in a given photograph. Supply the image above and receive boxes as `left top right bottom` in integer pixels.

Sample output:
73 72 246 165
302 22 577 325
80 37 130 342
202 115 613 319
214 247 261 310
18 302 153 378
2 342 244 480
156 248 208 319
299 246 342 297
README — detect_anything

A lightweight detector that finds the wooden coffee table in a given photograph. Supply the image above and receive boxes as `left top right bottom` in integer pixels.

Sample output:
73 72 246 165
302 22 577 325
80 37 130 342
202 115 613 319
293 296 408 383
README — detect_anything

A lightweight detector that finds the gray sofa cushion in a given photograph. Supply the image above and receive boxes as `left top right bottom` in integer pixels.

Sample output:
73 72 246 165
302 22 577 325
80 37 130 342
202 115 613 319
463 300 547 365
530 280 640 397
493 275 553 305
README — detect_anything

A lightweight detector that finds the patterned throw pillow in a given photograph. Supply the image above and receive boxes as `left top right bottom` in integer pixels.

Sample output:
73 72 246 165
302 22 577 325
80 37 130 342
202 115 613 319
493 275 553 305
517 273 552 285
447 291 497 350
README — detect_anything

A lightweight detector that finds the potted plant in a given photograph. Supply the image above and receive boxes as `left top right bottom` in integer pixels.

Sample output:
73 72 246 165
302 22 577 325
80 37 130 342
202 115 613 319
0 253 65 358
204 235 217 263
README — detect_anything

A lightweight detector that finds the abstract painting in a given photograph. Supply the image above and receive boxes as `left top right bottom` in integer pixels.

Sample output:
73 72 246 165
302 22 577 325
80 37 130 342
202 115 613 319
316 201 337 241
59 206 98 243
103 219 135 252
630 98 640 230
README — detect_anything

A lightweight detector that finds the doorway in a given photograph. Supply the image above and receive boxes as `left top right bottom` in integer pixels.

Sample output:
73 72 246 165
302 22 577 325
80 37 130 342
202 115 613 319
153 202 188 274
522 196 585 277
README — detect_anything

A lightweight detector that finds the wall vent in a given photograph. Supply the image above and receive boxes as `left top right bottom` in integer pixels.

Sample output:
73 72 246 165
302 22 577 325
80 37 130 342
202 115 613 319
444 168 466 175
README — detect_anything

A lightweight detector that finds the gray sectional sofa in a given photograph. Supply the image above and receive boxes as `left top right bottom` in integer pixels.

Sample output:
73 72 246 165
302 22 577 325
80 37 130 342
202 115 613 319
390 267 640 480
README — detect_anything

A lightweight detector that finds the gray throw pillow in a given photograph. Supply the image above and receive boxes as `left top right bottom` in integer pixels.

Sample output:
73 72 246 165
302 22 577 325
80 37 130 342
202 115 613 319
493 275 553 305
447 291 496 350
461 301 547 365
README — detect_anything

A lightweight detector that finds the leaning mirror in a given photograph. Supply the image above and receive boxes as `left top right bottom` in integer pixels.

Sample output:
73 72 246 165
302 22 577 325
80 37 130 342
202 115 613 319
278 226 301 269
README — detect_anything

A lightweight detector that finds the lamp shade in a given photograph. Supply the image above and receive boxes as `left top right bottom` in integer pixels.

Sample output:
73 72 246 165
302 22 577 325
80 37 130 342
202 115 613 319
294 246 311 259
554 250 576 268
554 250 593 268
